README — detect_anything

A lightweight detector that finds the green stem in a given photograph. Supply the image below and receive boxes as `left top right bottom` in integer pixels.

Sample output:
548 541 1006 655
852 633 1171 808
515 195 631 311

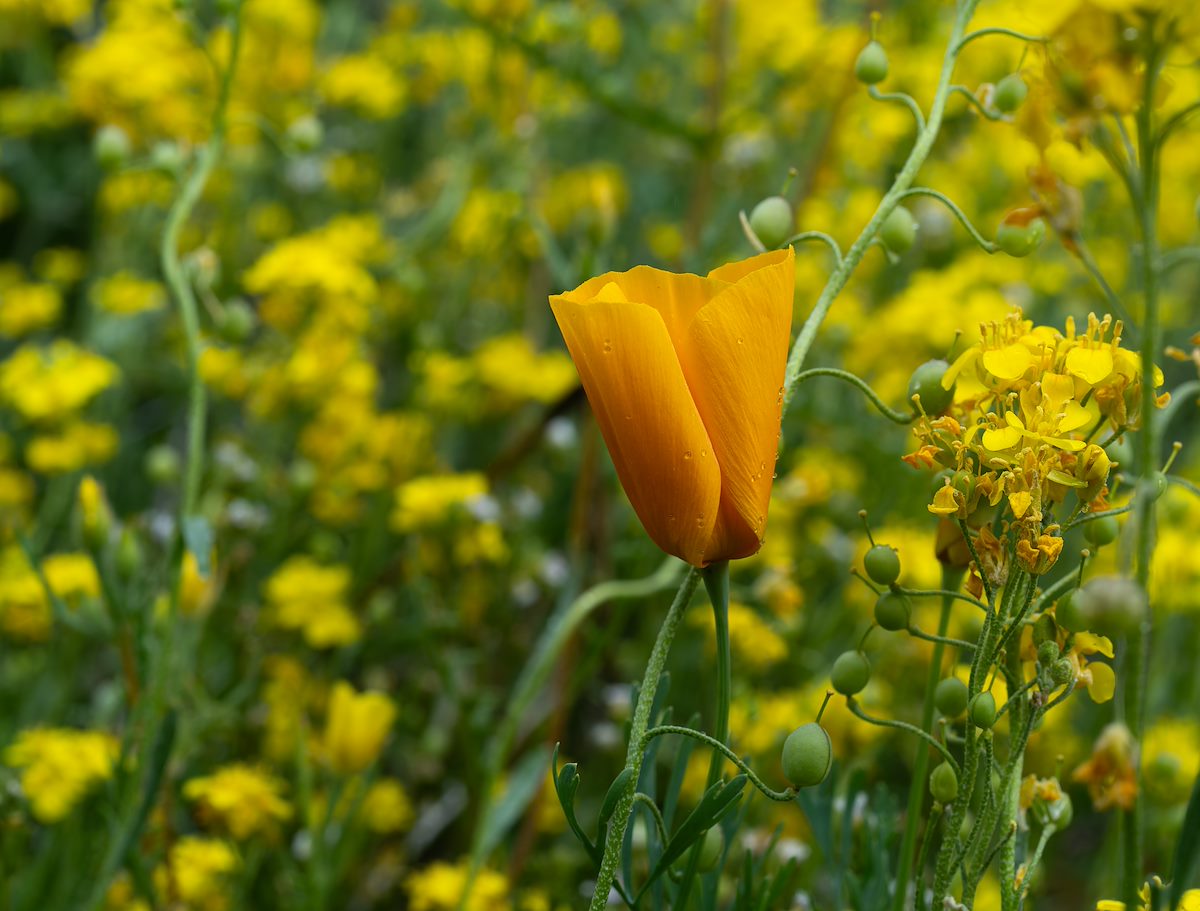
791 368 914 424
846 699 958 774
641 725 795 802
1124 23 1166 905
587 568 701 911
899 187 998 251
672 561 732 908
782 0 982 412
894 575 958 911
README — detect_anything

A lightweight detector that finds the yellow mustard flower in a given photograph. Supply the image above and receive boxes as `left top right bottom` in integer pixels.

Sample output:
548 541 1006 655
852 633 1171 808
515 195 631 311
0 341 118 422
42 553 100 604
392 473 488 533
321 681 395 775
360 778 415 835
406 861 509 911
1073 722 1137 811
3 727 118 822
263 556 360 648
153 837 238 911
0 283 61 337
91 271 166 316
183 764 292 840
319 54 407 119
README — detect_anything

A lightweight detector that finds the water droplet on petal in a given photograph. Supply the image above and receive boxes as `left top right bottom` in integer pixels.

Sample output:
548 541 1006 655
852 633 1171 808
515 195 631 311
683 450 693 460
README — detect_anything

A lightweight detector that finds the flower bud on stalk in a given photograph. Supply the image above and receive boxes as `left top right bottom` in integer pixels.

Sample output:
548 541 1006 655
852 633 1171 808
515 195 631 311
782 722 832 788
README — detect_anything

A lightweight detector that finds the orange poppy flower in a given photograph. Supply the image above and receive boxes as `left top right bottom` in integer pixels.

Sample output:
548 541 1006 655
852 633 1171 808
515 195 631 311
549 248 794 566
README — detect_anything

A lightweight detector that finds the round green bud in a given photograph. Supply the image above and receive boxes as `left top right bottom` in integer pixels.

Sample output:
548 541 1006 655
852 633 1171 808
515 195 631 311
1073 576 1147 638
873 590 911 632
218 299 256 343
1083 515 1120 547
289 459 318 494
969 692 997 729
145 445 181 485
881 206 918 254
1036 640 1060 667
993 73 1028 113
287 114 324 153
855 40 889 85
697 826 724 872
930 762 959 803
934 677 969 718
995 217 1046 257
831 651 871 696
94 125 131 171
1055 591 1086 632
1149 472 1169 501
864 544 901 585
907 359 955 415
782 722 832 788
1051 658 1075 688
748 196 793 250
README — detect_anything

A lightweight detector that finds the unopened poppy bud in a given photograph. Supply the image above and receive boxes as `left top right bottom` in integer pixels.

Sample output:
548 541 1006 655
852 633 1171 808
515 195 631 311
831 651 871 696
855 41 889 85
874 590 911 631
969 692 997 729
993 73 1028 113
881 206 917 254
151 140 187 175
218 299 256 343
908 359 955 415
1055 591 1085 632
145 445 181 486
864 544 901 585
1074 576 1147 638
748 196 793 249
782 722 832 788
930 762 959 803
697 826 724 872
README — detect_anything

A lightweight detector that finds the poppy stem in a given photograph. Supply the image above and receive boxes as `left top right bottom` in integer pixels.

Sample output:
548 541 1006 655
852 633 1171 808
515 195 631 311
586 567 701 911
672 560 732 906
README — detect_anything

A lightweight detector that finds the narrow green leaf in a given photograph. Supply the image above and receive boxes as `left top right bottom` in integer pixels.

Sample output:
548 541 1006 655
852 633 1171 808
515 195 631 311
1169 769 1200 909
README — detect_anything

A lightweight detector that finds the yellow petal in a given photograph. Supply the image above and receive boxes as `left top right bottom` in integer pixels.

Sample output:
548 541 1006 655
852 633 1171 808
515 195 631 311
1046 469 1087 487
549 296 720 565
1044 436 1086 452
1075 631 1114 658
1041 372 1075 407
1009 491 1032 519
1065 347 1114 384
983 425 1023 450
941 347 979 389
1058 400 1092 433
683 248 794 562
982 343 1033 380
1086 661 1116 703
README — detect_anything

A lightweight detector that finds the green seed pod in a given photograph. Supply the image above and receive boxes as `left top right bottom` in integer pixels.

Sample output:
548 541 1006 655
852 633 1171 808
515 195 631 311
907 359 955 415
94 125 131 171
116 528 143 581
748 196 793 249
1032 613 1058 647
969 692 997 729
881 206 917 254
1083 515 1120 547
697 826 724 872
993 73 1028 113
831 651 871 696
1073 576 1148 638
934 677 968 718
864 544 901 585
1051 658 1075 688
1036 640 1060 667
930 762 959 803
855 40 889 85
873 590 911 631
1149 472 1169 501
782 722 832 788
995 217 1046 257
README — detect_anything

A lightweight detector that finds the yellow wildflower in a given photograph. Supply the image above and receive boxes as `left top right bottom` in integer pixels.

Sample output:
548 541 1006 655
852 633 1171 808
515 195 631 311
154 837 238 911
321 681 395 775
91 271 166 315
0 283 61 336
3 727 118 822
392 473 488 533
360 778 415 834
0 341 118 422
405 861 509 911
262 557 360 648
183 764 292 840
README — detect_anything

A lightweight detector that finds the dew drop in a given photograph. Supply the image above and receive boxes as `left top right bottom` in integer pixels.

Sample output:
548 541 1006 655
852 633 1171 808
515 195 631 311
736 337 744 345
683 450 693 460
603 338 613 353
701 448 709 458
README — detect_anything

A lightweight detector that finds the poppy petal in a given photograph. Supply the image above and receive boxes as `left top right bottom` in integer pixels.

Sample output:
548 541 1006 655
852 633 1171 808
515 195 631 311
549 296 720 566
680 248 794 562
